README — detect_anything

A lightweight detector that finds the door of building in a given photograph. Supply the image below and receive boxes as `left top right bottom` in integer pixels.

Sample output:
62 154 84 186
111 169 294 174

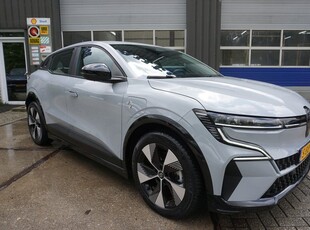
0 39 27 104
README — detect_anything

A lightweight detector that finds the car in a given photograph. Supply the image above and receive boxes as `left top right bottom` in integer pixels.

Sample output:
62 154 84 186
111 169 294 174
26 41 310 219
6 67 27 98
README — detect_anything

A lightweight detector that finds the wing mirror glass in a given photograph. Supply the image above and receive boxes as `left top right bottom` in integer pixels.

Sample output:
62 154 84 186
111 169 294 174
81 63 112 82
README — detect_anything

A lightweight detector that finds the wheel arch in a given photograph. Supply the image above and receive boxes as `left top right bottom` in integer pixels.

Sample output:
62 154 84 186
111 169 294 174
25 91 40 108
25 92 49 132
123 115 214 195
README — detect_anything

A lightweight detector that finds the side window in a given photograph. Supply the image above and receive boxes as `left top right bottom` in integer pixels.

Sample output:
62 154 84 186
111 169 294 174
49 49 74 75
78 46 123 78
40 56 51 70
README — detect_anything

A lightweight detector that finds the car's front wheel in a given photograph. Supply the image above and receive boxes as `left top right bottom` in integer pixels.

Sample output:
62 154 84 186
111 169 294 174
27 101 50 146
132 132 203 219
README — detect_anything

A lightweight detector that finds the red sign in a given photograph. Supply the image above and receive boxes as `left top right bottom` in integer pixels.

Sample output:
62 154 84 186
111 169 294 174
28 26 40 38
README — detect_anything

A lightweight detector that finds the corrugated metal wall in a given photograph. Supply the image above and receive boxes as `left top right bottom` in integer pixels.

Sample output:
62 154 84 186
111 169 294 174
186 0 221 69
221 0 310 30
0 0 62 49
60 0 186 31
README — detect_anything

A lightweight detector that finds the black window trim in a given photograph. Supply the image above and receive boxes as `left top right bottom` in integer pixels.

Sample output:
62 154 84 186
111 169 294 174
72 44 128 80
47 47 76 77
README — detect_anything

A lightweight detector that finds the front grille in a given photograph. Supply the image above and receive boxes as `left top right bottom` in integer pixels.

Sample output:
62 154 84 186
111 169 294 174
262 155 310 198
275 152 300 171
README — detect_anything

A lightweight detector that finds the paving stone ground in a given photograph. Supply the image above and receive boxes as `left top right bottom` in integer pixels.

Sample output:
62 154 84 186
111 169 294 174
214 174 310 229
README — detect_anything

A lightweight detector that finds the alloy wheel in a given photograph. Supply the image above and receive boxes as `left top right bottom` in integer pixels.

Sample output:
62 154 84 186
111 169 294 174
137 143 185 209
28 105 42 142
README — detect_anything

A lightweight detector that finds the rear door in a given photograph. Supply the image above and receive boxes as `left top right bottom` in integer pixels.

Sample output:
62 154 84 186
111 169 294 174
41 48 75 138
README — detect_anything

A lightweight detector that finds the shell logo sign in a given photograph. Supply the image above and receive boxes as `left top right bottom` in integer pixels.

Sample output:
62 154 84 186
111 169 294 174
31 18 37 25
26 17 52 65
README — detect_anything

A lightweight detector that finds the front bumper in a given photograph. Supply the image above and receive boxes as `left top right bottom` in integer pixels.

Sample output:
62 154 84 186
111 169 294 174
208 154 310 213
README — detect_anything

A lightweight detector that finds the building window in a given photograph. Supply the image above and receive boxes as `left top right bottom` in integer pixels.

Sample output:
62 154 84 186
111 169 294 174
221 29 310 67
251 50 280 66
282 50 310 66
221 30 249 46
221 50 248 66
63 31 91 46
62 30 185 51
283 30 310 47
252 30 281 47
93 31 122 41
0 32 24 37
124 30 153 45
155 30 185 47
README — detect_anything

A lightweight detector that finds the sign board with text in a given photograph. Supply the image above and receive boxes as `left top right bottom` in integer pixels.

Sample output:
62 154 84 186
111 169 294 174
27 18 52 65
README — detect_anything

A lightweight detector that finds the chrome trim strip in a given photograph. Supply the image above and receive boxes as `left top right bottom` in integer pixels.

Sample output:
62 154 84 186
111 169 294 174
215 123 283 130
284 122 307 128
217 128 272 160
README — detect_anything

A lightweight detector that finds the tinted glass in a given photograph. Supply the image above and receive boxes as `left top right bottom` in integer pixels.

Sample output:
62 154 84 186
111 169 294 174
282 50 310 66
63 31 91 46
0 32 24 37
93 31 122 41
112 44 219 78
283 30 310 47
3 42 27 101
221 50 249 66
155 30 185 47
252 30 281 46
124 31 153 45
78 46 123 77
221 30 249 46
49 49 74 74
251 50 279 66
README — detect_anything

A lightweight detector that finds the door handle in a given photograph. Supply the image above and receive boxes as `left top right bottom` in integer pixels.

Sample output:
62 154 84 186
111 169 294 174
68 90 78 97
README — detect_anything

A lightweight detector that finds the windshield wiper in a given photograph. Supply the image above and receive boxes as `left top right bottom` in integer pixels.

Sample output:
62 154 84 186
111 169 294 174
147 75 176 79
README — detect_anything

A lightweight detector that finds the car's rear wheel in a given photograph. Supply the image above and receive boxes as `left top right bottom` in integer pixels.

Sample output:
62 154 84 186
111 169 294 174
27 101 50 146
132 132 203 219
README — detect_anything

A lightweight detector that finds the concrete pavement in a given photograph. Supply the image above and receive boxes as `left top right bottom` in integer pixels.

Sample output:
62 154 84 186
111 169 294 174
0 109 213 229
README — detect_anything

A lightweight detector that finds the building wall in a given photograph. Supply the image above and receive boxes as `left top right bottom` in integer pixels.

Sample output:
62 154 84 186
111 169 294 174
60 0 186 31
0 0 62 103
220 0 310 100
60 0 221 69
0 0 62 50
186 0 221 69
221 0 310 30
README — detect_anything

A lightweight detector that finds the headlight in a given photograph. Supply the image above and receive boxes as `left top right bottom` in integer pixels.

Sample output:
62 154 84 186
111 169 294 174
207 112 283 129
193 109 283 130
193 109 275 159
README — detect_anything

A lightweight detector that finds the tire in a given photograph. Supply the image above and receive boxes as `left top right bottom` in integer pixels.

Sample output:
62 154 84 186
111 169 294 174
27 101 50 146
132 132 203 219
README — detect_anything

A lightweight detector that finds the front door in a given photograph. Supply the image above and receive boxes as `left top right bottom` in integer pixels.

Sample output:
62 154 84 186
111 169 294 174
0 40 27 104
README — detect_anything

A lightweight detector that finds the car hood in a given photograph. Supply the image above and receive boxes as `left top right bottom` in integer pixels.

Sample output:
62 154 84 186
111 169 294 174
148 77 310 117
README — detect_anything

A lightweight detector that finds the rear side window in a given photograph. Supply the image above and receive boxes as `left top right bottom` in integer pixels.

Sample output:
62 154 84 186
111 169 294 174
40 56 51 70
49 49 74 75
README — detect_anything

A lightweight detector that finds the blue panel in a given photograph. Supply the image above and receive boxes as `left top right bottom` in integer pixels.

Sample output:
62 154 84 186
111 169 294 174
219 67 310 86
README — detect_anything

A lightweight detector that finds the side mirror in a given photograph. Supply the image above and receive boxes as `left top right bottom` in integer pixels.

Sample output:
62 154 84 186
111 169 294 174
81 63 112 82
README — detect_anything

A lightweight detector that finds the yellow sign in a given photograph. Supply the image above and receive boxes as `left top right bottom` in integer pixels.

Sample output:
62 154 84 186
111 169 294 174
300 142 310 162
31 18 37 24
29 38 40 45
40 26 48 35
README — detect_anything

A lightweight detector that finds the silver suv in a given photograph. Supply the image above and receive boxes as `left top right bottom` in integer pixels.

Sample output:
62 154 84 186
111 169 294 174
26 42 310 219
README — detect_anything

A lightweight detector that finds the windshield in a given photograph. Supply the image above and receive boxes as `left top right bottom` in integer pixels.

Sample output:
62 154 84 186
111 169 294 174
111 44 220 78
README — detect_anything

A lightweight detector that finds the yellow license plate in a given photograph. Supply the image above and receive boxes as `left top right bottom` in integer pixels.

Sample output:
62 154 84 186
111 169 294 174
300 142 310 162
